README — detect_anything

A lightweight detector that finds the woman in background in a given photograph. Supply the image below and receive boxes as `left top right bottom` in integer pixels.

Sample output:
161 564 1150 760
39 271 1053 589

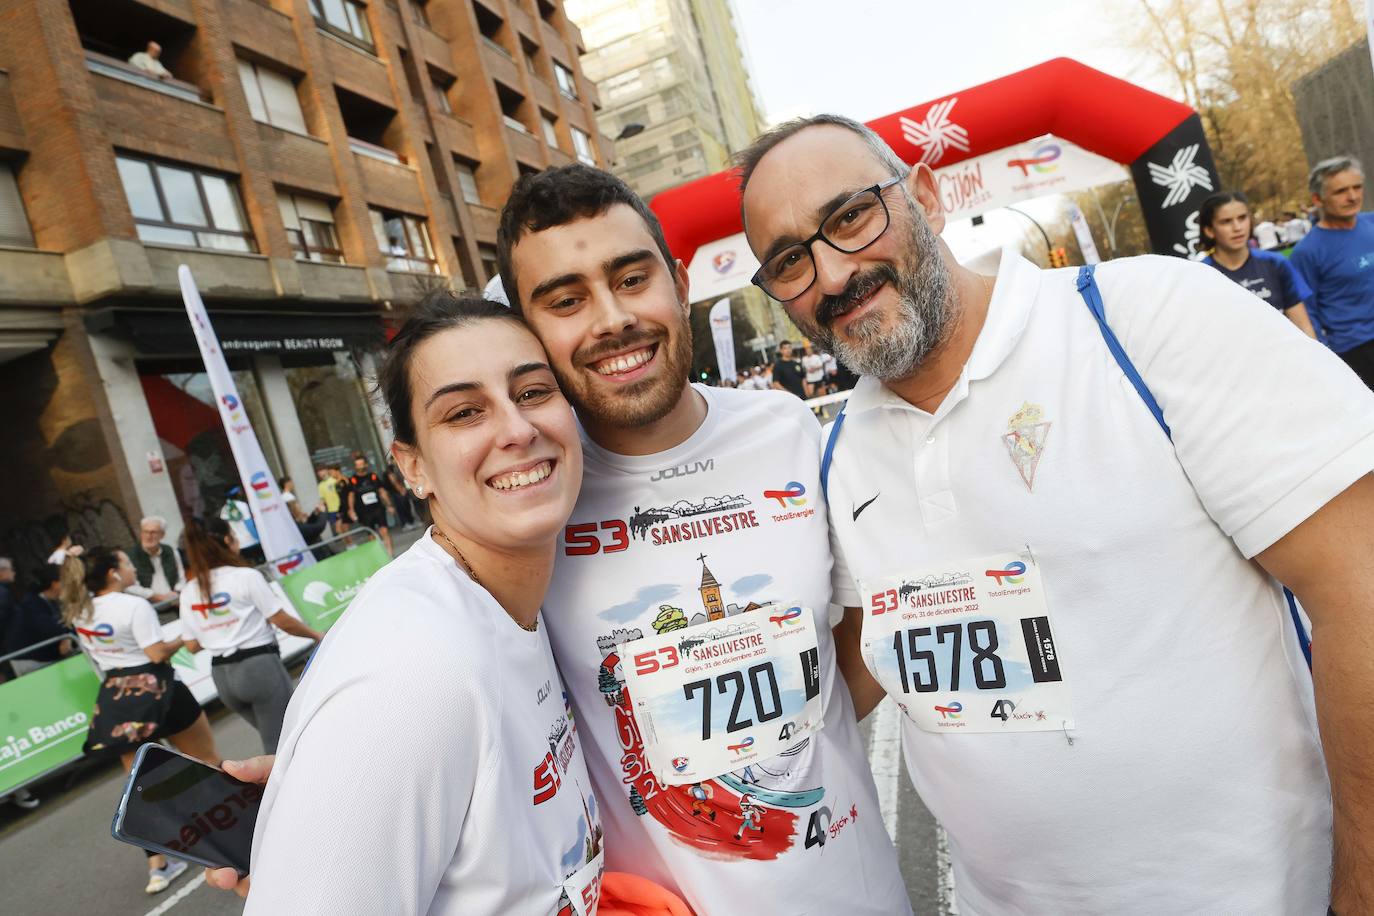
63 548 219 895
179 518 321 754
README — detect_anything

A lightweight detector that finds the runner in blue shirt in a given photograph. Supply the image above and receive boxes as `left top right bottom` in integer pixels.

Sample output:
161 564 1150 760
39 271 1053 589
1291 156 1374 388
1200 190 1317 338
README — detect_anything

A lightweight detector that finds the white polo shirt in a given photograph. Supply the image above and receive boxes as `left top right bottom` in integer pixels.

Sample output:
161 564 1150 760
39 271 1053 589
825 249 1374 914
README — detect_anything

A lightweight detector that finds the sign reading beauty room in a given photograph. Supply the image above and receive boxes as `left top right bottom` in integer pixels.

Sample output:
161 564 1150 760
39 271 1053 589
278 540 391 631
0 656 101 796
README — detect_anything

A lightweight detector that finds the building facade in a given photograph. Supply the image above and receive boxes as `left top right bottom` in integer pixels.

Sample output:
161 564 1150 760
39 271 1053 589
566 0 791 377
0 0 607 575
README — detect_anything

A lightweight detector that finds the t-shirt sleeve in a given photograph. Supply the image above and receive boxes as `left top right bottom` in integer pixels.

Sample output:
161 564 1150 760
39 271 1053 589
245 614 485 914
243 568 285 616
830 522 862 608
177 591 200 641
1278 256 1313 308
1099 256 1374 557
130 597 164 649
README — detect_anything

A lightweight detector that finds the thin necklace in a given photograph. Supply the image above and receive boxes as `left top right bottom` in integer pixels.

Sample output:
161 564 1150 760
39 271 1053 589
432 526 538 632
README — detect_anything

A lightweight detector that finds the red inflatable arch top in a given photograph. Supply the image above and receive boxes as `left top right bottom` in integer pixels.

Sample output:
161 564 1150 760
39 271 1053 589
650 58 1219 264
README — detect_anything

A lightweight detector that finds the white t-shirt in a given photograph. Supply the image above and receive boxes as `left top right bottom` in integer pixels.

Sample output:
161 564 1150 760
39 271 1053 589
248 532 604 916
220 500 260 549
1254 220 1281 249
178 566 281 656
801 352 826 384
825 250 1374 914
75 591 163 672
822 352 838 376
544 385 910 916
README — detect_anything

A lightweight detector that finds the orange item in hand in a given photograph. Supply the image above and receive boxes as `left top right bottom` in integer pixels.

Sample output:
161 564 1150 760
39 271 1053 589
597 871 694 916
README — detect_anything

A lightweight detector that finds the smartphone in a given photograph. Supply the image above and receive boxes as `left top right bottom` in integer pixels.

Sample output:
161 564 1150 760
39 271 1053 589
111 743 261 873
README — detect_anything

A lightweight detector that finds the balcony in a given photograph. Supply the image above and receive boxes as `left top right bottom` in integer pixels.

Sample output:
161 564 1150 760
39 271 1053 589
0 249 73 306
295 260 373 303
143 245 277 299
91 66 233 161
349 136 404 165
84 50 205 104
435 113 479 160
258 124 337 197
225 0 296 61
0 71 24 151
481 38 522 88
415 23 454 72
467 203 498 241
354 153 425 212
505 124 542 167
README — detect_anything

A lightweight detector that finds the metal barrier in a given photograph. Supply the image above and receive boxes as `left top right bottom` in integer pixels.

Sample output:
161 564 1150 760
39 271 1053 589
803 388 852 424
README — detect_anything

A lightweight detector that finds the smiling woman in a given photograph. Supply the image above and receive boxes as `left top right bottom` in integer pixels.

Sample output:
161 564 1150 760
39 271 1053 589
240 292 617 915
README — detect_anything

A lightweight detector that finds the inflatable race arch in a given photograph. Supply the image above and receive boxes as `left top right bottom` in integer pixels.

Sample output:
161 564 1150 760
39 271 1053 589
650 58 1221 294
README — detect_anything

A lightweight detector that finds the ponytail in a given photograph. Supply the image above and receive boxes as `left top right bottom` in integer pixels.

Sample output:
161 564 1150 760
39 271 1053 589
59 547 124 626
59 555 93 626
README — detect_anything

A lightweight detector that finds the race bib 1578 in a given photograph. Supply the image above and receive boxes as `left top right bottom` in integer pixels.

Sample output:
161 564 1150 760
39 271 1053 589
620 604 824 785
860 551 1073 734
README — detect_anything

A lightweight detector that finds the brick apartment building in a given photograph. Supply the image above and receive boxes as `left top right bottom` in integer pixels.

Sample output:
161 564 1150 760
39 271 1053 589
0 0 608 574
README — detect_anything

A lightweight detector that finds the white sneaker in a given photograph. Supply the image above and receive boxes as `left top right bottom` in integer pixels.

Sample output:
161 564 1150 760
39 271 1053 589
145 858 188 894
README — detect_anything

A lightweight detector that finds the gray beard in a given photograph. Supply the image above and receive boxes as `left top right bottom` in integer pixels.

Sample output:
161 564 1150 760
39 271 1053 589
824 216 953 382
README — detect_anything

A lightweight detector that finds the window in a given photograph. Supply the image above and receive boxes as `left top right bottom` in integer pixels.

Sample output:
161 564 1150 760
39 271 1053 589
370 208 437 273
0 162 35 248
554 62 578 100
278 192 343 263
432 83 452 114
238 60 308 134
453 159 481 205
571 127 595 166
310 0 374 48
541 112 559 147
477 243 498 282
521 37 540 75
116 155 255 252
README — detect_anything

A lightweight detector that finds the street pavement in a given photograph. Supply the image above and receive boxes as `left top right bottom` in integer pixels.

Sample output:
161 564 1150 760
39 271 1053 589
0 521 955 915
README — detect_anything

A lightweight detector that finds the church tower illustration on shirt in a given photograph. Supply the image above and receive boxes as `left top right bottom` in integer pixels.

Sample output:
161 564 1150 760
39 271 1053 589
698 554 725 620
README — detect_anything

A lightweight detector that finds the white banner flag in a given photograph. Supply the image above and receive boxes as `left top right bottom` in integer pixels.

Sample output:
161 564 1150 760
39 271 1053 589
708 298 736 383
180 265 313 575
933 135 1129 223
1068 204 1102 264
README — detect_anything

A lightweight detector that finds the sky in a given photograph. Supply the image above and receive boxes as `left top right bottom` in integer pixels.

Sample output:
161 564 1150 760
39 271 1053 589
727 0 1176 260
731 0 1175 127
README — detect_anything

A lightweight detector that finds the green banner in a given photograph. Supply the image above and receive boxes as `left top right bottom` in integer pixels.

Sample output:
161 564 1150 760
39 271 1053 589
279 540 390 631
0 656 101 795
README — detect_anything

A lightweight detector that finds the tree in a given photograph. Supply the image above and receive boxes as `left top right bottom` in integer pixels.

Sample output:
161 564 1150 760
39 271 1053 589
1117 0 1363 218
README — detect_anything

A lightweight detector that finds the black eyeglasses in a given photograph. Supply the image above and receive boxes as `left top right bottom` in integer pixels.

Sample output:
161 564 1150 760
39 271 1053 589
751 175 905 302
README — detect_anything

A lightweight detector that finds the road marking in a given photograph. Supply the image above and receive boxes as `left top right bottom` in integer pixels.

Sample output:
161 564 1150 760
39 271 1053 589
143 871 205 916
867 697 902 842
937 824 959 915
868 698 959 914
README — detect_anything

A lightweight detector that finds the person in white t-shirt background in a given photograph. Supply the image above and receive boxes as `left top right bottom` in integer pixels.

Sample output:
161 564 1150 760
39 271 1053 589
800 340 826 397
493 165 910 914
179 518 321 754
738 113 1374 914
210 295 655 915
62 548 220 896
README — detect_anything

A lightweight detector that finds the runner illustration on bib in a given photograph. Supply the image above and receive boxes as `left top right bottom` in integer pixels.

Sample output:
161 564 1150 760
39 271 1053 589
861 550 1073 733
593 556 826 861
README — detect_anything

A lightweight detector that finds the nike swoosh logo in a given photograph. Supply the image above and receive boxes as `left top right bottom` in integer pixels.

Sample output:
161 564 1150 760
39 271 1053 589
852 493 880 521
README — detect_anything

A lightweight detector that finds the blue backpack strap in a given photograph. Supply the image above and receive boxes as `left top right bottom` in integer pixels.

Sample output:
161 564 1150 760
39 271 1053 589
1076 265 1172 440
819 405 846 501
1076 264 1311 668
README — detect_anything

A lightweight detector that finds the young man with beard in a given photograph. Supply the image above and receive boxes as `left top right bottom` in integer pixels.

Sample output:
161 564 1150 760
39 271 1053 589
738 114 1374 915
494 165 910 914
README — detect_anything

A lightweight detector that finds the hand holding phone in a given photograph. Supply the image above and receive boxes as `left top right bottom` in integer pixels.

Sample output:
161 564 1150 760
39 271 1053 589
112 744 262 874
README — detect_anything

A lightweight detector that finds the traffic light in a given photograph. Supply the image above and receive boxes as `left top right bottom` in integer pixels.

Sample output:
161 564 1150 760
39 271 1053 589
1048 247 1069 268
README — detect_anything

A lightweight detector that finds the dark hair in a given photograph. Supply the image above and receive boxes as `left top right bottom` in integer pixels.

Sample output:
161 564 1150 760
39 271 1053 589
378 289 526 445
496 164 675 313
1198 191 1249 241
59 547 123 625
183 517 251 602
735 113 908 196
351 451 366 461
30 564 60 593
